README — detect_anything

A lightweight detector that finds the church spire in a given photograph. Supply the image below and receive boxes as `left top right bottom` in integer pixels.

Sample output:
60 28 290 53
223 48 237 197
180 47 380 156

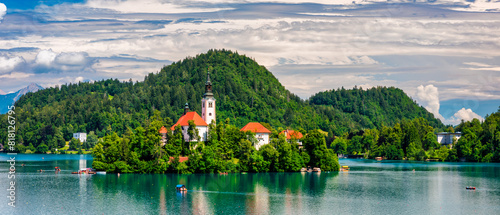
204 70 213 97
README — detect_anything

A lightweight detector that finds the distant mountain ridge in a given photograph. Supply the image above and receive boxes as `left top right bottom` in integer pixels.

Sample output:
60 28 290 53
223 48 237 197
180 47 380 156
0 83 44 114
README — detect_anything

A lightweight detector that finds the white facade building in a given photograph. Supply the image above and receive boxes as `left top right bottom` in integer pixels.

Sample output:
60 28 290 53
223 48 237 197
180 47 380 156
73 132 87 143
241 122 272 150
437 132 461 145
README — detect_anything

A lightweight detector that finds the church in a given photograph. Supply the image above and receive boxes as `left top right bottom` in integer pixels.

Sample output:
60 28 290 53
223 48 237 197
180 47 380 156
170 72 216 142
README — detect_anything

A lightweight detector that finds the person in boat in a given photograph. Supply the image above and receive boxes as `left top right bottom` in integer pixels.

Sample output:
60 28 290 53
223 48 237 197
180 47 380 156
176 185 187 192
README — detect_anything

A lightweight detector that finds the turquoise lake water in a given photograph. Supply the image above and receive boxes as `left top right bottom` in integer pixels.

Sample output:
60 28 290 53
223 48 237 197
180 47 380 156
1 154 499 214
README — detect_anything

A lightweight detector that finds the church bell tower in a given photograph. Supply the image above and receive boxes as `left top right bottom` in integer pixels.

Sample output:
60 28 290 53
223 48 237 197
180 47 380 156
201 71 216 125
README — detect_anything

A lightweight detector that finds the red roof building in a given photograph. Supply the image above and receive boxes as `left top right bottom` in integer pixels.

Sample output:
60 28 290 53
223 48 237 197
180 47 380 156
159 126 168 134
169 156 189 163
241 122 271 150
170 111 208 131
240 122 271 133
279 129 303 140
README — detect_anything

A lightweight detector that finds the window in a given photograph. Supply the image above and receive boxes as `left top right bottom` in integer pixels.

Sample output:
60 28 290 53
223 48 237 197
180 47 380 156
203 103 205 108
209 102 213 108
209 113 212 116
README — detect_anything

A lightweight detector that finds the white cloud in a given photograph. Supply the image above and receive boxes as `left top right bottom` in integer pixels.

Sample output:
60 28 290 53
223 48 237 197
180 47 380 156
74 76 84 83
84 0 232 14
415 85 486 125
445 108 484 125
1 0 499 106
0 3 6 22
416 84 444 121
0 72 33 79
35 50 58 66
33 50 96 73
0 56 24 73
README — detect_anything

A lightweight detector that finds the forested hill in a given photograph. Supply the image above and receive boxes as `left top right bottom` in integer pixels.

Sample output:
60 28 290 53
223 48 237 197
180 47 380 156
0 49 444 150
309 87 445 129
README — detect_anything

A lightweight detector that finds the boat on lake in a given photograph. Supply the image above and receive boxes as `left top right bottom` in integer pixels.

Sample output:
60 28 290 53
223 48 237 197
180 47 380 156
72 168 96 174
340 166 350 172
466 186 476 190
313 167 321 172
176 184 187 192
375 157 383 161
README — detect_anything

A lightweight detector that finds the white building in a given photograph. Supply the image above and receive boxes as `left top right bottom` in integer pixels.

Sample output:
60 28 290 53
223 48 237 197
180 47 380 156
201 72 216 125
170 72 215 142
437 132 461 145
241 122 272 150
73 132 87 143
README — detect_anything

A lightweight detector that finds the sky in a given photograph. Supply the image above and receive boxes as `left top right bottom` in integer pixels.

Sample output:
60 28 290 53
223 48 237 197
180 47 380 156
0 0 499 125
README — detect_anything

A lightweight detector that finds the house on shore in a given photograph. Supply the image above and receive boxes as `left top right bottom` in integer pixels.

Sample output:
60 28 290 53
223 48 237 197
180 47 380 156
73 132 87 143
437 132 461 146
279 129 304 147
241 122 272 150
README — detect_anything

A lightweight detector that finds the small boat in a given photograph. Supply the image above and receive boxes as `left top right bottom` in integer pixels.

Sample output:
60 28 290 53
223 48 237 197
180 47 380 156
300 168 307 172
176 184 187 192
219 172 228 175
313 167 321 172
466 186 476 190
340 166 350 172
96 171 106 175
72 168 96 174
375 157 382 161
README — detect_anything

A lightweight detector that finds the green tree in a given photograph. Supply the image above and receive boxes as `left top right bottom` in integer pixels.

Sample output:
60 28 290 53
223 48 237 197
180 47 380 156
36 144 49 154
69 138 80 151
331 137 348 155
86 131 99 149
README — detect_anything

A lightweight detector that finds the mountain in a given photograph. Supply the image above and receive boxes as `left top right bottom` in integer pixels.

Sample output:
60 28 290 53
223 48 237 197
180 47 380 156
0 83 43 114
0 50 444 150
309 86 445 129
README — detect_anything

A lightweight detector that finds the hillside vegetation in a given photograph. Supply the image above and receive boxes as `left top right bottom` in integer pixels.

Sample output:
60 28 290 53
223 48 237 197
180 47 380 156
0 49 445 152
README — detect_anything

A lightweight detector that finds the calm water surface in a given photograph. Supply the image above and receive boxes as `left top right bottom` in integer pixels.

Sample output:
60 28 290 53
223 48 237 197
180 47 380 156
1 154 499 214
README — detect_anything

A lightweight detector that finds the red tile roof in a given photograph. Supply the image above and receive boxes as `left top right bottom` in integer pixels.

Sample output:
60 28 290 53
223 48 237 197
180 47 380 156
240 122 271 133
171 111 208 130
279 129 303 139
169 157 189 163
159 126 168 134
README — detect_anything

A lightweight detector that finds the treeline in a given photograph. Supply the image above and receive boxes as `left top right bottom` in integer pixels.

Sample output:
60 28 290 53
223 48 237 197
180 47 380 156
91 111 339 173
332 108 500 162
0 49 444 152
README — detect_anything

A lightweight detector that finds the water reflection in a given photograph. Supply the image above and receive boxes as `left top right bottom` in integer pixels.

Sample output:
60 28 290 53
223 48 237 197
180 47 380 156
2 155 500 214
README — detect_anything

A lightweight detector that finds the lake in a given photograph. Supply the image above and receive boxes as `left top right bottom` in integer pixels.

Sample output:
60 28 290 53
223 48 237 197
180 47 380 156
1 154 500 214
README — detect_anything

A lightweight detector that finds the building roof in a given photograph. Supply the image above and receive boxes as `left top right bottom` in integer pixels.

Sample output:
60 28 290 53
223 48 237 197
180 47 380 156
170 111 208 130
159 126 168 134
169 157 189 163
279 129 303 139
436 132 462 135
240 122 271 133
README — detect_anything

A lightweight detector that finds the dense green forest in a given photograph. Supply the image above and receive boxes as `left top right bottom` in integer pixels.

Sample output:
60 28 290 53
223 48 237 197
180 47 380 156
91 112 339 173
309 87 444 129
332 108 500 162
0 49 446 154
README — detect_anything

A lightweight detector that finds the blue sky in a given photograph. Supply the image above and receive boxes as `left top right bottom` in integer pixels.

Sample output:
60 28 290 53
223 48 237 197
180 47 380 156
0 0 499 125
